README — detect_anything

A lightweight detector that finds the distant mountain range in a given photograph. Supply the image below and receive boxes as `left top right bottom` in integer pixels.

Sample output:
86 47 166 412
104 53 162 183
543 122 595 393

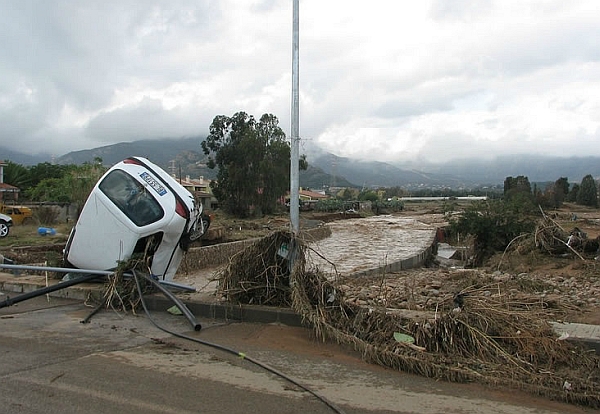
2 137 600 190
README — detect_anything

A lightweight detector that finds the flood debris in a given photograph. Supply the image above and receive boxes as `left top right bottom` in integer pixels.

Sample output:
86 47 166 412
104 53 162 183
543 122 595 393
218 231 295 306
77 255 201 330
218 230 600 408
534 208 600 257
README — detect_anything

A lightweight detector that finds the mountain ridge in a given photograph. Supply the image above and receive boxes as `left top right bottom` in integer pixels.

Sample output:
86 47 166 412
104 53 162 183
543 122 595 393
3 137 600 189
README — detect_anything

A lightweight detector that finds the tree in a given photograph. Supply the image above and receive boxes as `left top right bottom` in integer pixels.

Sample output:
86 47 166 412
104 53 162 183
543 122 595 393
25 161 106 212
503 176 532 202
26 177 71 203
382 186 408 199
62 161 107 214
358 190 378 202
337 188 357 201
448 199 536 266
538 177 570 209
2 161 32 192
28 162 71 185
554 177 569 197
256 114 295 215
201 112 299 217
576 174 598 207
566 183 579 202
552 177 569 208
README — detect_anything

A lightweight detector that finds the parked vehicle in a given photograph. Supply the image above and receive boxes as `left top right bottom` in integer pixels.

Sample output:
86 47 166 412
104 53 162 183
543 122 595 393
0 213 12 238
0 204 33 225
63 156 210 281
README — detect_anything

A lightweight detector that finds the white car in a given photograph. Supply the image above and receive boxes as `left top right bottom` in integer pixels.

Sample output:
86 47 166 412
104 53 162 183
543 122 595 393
64 156 209 281
0 213 12 238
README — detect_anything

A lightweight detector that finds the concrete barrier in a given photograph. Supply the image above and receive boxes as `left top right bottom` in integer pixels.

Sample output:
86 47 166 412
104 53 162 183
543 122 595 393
179 225 332 272
179 221 437 279
348 231 438 278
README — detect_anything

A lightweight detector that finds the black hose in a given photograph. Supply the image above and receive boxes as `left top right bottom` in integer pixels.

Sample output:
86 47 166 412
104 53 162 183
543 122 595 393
131 270 346 414
133 270 201 331
0 273 102 309
81 297 108 324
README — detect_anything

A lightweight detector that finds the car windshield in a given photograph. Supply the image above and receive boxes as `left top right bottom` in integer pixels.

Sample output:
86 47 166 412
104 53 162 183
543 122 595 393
99 170 164 227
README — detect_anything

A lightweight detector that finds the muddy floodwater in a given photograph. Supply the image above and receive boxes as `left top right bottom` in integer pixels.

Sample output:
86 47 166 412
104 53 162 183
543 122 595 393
306 215 437 276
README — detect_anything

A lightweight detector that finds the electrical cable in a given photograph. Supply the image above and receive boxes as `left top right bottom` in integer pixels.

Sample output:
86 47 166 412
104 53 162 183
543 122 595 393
131 269 347 414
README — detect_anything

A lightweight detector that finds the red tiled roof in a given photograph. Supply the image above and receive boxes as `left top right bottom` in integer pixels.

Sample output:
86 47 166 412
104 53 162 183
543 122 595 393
299 189 328 199
0 183 19 192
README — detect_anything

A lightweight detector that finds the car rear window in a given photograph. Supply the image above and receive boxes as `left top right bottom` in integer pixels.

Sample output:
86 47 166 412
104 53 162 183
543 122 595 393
99 170 165 227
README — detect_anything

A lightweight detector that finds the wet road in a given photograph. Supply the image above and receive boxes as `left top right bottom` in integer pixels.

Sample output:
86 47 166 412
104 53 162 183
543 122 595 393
0 293 594 414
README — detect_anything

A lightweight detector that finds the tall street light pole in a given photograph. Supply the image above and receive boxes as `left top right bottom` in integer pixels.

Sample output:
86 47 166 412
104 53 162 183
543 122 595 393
290 0 300 235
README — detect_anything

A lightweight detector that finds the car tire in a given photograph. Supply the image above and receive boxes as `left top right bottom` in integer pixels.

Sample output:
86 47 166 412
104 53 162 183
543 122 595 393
0 222 9 238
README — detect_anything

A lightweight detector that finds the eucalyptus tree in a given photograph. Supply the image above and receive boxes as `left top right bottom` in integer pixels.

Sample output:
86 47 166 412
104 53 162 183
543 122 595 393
202 112 301 217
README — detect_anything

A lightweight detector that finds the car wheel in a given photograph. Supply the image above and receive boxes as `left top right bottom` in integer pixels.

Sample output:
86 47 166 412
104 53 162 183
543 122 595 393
0 222 9 238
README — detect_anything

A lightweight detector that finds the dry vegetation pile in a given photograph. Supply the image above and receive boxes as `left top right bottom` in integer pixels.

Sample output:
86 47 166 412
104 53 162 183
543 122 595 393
218 230 600 408
217 231 295 306
0 244 64 265
508 209 600 260
339 266 600 324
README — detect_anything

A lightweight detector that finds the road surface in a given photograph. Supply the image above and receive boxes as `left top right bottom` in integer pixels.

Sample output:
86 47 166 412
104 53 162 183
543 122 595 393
0 293 593 414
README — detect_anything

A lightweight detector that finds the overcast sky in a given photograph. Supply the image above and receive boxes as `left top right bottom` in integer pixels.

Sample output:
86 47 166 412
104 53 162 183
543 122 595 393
1 0 599 164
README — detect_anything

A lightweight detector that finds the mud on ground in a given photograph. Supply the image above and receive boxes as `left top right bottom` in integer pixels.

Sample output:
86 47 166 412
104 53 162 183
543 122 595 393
334 202 600 325
2 205 600 326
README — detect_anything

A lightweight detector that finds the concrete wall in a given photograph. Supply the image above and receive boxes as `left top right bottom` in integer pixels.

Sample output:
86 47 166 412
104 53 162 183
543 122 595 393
348 233 437 279
179 225 332 272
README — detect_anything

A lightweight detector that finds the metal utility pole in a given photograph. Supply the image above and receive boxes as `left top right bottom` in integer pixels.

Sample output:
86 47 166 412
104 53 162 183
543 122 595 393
290 0 300 234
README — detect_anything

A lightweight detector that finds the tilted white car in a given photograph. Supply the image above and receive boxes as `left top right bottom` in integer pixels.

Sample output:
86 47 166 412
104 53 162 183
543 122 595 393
0 213 12 238
64 156 209 281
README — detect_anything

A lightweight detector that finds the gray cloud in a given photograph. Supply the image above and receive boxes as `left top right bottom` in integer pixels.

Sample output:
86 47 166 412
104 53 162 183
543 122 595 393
0 0 599 165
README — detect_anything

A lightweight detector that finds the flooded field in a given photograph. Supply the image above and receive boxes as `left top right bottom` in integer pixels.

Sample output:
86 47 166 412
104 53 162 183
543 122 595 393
306 215 437 276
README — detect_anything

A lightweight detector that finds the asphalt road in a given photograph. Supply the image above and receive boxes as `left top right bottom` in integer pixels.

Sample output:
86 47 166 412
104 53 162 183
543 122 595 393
0 293 594 414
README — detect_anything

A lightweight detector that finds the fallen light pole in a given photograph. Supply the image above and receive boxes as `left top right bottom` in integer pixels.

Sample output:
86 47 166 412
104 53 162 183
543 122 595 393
0 263 200 330
0 271 101 309
0 263 196 292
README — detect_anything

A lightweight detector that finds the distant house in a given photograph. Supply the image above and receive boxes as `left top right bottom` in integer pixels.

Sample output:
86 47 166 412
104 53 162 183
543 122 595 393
0 161 20 202
299 188 329 202
175 175 216 210
282 188 329 210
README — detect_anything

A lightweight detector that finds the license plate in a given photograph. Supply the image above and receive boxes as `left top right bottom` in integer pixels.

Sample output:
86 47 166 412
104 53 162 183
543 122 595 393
139 172 167 196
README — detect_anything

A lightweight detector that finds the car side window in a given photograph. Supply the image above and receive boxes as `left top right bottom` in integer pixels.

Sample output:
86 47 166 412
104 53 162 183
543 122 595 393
99 170 164 227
